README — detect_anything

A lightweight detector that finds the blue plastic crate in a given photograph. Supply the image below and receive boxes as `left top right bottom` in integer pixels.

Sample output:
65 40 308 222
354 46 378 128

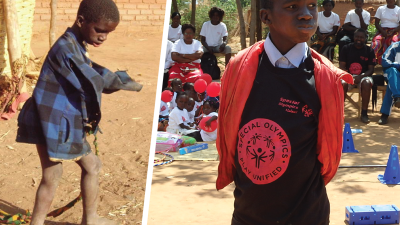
345 205 399 225
179 143 208 155
372 205 399 224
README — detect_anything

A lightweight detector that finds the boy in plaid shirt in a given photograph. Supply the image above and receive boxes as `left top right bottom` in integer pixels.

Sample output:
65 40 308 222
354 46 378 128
16 0 142 224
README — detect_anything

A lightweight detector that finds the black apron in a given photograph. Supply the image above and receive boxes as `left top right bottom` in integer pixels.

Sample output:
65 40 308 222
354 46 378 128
232 50 329 225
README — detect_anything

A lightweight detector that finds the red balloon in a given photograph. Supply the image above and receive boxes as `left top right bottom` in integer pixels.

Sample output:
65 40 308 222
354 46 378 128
199 116 218 132
200 73 212 85
194 79 207 93
161 90 173 102
206 82 221 97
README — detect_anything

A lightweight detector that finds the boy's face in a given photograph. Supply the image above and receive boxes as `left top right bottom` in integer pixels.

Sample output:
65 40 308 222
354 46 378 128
186 99 195 112
387 0 396 7
78 16 119 47
210 12 221 25
171 80 182 92
171 15 181 27
353 31 366 49
176 95 188 110
202 102 213 115
354 0 363 9
323 2 333 12
261 0 317 46
184 83 195 92
189 90 199 101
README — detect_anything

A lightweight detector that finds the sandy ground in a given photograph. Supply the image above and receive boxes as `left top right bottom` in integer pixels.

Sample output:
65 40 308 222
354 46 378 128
0 30 162 224
148 88 400 224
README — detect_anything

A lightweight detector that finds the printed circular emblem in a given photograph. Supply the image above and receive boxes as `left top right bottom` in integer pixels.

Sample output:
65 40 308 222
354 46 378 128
237 118 291 184
349 62 362 75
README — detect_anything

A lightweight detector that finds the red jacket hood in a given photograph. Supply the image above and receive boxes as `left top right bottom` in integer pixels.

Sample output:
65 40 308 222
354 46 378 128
216 41 353 190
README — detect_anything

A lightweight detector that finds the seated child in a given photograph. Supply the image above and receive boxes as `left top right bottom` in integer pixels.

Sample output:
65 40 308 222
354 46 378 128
187 99 218 142
169 78 182 111
194 91 206 118
186 96 196 126
167 92 196 135
159 99 169 121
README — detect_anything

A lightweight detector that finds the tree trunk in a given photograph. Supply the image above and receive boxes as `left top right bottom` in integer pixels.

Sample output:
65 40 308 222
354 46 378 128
190 0 196 26
249 0 257 45
1 0 26 115
50 0 58 47
235 0 246 49
256 0 262 41
172 0 179 13
3 0 21 64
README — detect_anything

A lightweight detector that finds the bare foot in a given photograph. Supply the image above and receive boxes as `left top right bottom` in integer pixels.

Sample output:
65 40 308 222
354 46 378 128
82 216 119 225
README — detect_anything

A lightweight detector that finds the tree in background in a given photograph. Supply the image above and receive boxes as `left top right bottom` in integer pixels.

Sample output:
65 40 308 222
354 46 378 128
170 0 254 50
190 0 196 25
236 0 246 49
172 0 178 13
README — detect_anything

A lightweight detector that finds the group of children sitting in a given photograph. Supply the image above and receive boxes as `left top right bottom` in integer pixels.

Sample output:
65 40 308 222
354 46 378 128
159 78 219 142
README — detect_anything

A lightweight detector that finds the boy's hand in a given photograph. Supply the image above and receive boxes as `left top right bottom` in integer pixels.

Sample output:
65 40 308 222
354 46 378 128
381 30 388 38
353 75 362 85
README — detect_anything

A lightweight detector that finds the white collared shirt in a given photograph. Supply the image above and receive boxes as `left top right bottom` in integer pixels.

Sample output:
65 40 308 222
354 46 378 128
264 34 308 68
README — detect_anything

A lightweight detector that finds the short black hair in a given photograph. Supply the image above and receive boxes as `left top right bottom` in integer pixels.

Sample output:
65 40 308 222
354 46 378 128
322 0 335 8
355 0 364 3
78 0 120 23
171 12 181 19
260 0 273 10
204 98 219 110
171 78 182 88
183 82 194 91
208 7 225 20
355 28 367 37
187 96 195 103
176 91 188 100
182 24 196 34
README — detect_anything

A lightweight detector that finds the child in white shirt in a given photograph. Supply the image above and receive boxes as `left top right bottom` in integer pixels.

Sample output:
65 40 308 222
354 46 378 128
187 99 218 142
169 78 182 111
167 92 196 135
159 100 169 120
186 96 196 126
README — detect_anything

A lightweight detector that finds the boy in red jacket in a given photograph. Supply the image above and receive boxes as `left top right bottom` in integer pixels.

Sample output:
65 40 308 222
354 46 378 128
216 0 353 224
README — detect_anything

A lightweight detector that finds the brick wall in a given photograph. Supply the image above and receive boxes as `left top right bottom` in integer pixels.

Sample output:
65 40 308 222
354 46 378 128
33 0 166 36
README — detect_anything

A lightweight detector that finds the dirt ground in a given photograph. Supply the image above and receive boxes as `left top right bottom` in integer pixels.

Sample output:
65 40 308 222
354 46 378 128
0 30 162 224
148 85 400 224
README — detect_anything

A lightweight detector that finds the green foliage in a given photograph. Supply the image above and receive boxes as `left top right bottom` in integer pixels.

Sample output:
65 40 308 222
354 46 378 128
367 23 377 41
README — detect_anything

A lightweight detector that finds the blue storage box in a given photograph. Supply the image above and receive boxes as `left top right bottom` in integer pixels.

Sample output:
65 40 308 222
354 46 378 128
345 205 399 225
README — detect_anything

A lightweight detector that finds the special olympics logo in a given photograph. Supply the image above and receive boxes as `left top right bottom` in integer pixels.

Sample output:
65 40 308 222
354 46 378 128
349 62 362 75
237 118 291 184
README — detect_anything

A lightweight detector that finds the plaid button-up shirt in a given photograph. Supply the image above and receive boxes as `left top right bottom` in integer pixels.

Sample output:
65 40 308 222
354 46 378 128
16 28 141 161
